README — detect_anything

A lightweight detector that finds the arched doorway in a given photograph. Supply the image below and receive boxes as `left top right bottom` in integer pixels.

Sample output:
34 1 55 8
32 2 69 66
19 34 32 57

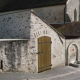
38 36 51 72
69 44 78 64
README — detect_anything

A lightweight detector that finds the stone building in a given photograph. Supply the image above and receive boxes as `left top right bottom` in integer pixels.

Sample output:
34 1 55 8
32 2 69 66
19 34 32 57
0 0 80 73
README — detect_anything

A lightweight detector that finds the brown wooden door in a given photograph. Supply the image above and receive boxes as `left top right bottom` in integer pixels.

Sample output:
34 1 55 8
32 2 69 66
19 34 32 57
38 36 51 72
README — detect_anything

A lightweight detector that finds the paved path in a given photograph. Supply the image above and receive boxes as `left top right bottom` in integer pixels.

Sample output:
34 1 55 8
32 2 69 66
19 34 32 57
50 70 80 80
0 66 80 80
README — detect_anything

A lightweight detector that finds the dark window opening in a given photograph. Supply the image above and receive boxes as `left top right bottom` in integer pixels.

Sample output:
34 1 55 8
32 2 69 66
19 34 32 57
0 60 3 70
74 9 77 21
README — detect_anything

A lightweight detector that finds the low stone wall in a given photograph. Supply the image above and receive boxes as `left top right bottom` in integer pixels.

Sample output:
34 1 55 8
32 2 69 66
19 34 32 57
0 40 29 72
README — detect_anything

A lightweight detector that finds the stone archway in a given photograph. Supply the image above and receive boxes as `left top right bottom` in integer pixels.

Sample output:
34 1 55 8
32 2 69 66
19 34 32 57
69 44 78 64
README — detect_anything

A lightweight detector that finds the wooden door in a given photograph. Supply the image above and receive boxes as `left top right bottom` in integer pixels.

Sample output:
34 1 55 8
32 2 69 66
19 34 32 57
38 36 51 72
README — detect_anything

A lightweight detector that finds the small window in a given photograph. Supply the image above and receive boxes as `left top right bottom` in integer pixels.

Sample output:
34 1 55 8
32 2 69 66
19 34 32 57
0 60 3 70
74 9 77 21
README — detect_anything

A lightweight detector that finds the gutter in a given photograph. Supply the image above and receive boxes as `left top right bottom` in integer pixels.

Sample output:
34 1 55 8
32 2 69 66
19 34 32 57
0 39 29 41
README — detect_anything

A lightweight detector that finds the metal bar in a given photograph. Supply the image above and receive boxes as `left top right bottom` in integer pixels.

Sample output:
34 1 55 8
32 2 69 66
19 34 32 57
38 42 52 44
37 52 43 54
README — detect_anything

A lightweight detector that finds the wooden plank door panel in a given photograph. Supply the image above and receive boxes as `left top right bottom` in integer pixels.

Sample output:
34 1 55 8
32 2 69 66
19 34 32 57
38 36 51 72
38 38 43 72
46 37 51 69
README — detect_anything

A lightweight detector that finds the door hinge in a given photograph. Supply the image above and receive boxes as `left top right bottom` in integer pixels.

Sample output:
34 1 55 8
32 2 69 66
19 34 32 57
36 52 43 54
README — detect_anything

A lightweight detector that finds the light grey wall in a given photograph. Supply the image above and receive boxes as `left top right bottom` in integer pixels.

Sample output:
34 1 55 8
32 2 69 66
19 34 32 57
66 0 79 22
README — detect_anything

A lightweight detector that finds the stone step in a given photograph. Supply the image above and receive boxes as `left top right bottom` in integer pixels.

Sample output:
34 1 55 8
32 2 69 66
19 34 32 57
69 63 79 68
77 61 80 64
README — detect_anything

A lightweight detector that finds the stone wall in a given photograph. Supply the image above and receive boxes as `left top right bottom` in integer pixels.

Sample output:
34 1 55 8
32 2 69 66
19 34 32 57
0 40 28 72
0 10 31 39
0 10 37 73
31 12 65 70
33 5 65 24
66 0 79 22
0 40 37 73
0 9 66 73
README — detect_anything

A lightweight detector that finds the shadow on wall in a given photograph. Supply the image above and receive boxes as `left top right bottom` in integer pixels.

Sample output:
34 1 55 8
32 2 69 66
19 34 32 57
65 13 71 23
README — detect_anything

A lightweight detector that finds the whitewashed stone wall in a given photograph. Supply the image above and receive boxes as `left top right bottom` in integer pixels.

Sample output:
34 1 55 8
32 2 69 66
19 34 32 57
0 41 29 72
66 39 80 65
0 10 37 73
33 5 65 24
31 12 65 70
0 39 38 73
66 0 79 22
0 9 66 73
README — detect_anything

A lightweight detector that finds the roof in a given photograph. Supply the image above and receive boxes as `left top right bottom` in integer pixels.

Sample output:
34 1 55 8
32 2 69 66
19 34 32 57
0 0 66 12
51 22 80 38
